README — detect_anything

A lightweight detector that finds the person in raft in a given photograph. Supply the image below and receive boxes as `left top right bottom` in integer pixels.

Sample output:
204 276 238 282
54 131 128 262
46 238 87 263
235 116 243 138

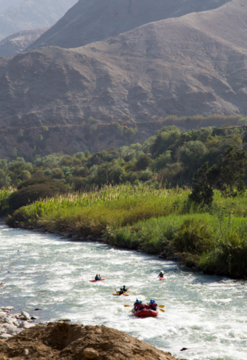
158 271 164 278
95 274 101 280
148 299 158 310
133 299 142 311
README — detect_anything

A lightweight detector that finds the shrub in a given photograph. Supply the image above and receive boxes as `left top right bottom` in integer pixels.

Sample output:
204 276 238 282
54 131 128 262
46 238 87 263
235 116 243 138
125 127 137 140
20 170 31 181
52 168 64 179
74 152 84 160
32 170 44 179
135 154 152 171
44 168 52 176
0 169 11 189
172 217 214 255
200 231 247 278
8 180 69 211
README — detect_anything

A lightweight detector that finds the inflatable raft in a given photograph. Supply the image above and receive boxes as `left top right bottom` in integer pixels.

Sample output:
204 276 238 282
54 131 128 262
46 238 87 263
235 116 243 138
133 308 158 318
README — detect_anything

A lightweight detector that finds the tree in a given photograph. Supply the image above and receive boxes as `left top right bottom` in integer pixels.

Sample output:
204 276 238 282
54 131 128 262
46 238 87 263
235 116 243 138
0 169 11 189
189 162 214 206
209 147 247 197
135 154 152 171
190 148 247 205
125 127 137 141
13 148 17 159
20 170 31 181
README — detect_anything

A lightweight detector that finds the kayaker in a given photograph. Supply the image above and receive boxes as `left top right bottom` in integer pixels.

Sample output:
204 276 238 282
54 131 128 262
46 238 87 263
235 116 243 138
95 274 101 281
148 299 158 310
120 285 128 292
158 271 164 278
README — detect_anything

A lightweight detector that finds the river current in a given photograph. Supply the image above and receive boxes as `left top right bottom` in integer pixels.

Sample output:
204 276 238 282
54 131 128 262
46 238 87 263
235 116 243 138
0 224 247 359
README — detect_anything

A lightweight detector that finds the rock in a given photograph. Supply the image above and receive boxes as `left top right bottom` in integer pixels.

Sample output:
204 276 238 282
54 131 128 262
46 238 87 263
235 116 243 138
83 348 99 359
0 322 182 360
20 321 35 329
58 319 71 323
4 306 14 311
180 348 188 351
0 333 12 339
5 325 19 335
0 281 4 286
21 311 31 320
0 306 12 312
0 312 6 322
4 317 14 324
31 316 38 320
24 349 29 356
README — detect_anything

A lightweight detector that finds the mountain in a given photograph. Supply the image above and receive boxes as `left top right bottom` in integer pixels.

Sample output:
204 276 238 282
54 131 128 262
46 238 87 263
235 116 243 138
0 0 23 12
0 0 247 159
0 28 49 58
0 0 78 41
30 0 230 50
0 0 246 130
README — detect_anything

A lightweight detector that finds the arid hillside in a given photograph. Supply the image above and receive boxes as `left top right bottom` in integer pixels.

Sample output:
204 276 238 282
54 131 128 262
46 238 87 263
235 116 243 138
0 0 77 41
0 0 247 130
29 0 230 50
0 28 49 58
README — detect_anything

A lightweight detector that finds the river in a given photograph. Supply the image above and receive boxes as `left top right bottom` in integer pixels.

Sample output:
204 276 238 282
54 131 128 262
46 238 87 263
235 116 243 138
0 224 247 359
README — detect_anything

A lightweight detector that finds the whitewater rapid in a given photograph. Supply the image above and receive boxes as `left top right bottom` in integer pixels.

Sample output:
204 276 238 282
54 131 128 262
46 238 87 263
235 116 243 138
0 224 246 360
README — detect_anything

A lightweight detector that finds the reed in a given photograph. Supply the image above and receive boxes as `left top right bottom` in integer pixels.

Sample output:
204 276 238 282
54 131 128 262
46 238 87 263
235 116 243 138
5 184 247 278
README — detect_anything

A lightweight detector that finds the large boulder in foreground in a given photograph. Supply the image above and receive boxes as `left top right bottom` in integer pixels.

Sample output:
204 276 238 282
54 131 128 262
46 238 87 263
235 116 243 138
0 322 185 360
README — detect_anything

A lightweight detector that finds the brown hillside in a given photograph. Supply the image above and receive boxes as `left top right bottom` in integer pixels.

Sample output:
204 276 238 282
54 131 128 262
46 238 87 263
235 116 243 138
0 322 185 360
0 0 247 129
29 0 230 50
0 28 49 58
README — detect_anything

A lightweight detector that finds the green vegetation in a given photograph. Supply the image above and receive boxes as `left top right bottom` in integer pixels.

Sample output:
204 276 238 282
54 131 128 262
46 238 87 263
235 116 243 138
1 124 247 192
1 122 247 279
5 184 247 278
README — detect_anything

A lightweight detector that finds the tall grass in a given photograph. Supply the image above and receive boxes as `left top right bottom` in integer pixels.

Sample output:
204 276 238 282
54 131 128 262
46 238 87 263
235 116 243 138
7 183 191 233
5 184 247 278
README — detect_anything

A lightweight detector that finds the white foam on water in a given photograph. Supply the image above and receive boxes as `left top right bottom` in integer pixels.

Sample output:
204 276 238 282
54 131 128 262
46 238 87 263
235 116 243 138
0 225 247 359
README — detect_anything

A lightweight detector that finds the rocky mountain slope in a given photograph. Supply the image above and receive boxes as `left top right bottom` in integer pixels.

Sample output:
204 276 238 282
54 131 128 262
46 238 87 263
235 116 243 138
0 0 23 12
0 0 246 131
29 0 230 50
0 28 49 58
0 0 77 41
0 322 185 360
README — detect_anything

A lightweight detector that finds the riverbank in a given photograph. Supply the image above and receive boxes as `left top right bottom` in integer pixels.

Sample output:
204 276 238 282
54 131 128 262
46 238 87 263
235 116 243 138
0 322 186 360
4 183 247 279
0 306 37 340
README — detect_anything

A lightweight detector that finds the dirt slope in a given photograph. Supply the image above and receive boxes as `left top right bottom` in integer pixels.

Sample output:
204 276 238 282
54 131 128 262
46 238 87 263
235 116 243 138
0 28 49 58
29 0 230 50
0 0 77 41
0 322 185 360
